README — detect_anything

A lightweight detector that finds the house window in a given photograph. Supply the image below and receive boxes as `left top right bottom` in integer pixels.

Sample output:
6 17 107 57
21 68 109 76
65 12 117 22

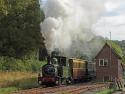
99 59 104 66
99 59 108 66
104 59 108 66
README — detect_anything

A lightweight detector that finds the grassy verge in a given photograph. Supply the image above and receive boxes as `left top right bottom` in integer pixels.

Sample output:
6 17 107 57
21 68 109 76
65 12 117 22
0 87 18 94
96 89 114 94
0 72 37 88
17 77 38 89
0 72 39 94
0 78 39 94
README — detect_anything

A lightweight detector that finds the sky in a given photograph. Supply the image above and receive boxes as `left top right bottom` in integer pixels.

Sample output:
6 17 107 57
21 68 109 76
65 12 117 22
41 0 125 41
92 0 125 40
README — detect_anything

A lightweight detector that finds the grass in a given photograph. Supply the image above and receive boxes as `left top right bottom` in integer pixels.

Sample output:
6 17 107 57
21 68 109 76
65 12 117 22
0 71 37 81
17 77 38 89
96 89 114 94
0 87 18 94
0 57 47 94
0 72 39 94
0 78 39 94
0 71 37 88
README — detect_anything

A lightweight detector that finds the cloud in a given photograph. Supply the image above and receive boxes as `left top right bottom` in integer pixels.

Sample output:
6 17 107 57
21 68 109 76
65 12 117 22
92 0 125 40
41 0 125 41
105 1 119 12
92 15 125 40
103 0 125 16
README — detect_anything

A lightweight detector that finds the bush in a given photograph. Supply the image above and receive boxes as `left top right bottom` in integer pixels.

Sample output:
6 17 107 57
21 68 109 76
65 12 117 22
0 56 46 72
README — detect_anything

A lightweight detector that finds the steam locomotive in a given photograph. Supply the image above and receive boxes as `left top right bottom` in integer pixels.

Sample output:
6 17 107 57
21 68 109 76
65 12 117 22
38 52 95 86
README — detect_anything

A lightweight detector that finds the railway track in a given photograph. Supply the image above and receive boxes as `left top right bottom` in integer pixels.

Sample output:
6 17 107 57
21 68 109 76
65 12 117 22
12 83 110 94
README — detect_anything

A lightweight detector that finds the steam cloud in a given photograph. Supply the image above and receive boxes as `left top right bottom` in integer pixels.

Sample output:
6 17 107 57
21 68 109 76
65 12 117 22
40 0 105 59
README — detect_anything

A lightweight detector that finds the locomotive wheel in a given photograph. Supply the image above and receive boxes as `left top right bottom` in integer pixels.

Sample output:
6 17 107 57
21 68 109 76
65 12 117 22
56 78 61 85
68 77 74 84
38 80 42 85
58 79 61 85
61 78 67 85
55 77 61 85
42 84 46 88
55 80 59 85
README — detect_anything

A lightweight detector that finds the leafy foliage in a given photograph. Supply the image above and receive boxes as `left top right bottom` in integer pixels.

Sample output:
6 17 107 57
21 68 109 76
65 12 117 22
106 41 123 58
0 56 46 72
113 40 125 63
0 0 45 58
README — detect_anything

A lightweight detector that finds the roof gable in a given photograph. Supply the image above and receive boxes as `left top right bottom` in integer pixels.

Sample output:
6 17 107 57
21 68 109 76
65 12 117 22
106 41 123 58
95 41 123 59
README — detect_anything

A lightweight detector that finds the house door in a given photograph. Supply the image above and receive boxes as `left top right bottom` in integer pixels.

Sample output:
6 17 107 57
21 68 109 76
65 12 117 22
103 76 109 81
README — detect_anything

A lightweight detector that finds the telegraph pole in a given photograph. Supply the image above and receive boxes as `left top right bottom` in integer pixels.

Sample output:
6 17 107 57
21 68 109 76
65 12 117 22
110 32 112 63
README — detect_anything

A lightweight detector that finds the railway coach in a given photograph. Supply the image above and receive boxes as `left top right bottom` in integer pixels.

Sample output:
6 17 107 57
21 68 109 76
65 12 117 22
69 58 95 82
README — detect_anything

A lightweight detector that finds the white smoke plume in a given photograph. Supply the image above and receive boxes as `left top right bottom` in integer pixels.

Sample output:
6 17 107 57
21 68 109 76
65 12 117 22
40 0 105 59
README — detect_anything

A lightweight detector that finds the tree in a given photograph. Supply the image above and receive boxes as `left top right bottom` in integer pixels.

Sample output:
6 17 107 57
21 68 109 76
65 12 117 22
0 0 45 58
0 0 7 19
113 40 125 63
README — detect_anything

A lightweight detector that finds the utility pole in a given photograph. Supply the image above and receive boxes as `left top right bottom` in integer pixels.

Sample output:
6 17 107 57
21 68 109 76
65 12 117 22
110 32 112 63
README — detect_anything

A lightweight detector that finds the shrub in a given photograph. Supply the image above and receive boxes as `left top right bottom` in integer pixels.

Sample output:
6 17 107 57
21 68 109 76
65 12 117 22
0 56 46 72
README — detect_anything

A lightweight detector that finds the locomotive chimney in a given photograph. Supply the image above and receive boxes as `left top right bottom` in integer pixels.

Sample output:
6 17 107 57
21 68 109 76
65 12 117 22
47 55 51 64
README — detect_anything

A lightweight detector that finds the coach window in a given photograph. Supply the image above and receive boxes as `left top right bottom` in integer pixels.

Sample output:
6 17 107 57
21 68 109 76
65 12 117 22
79 62 81 68
80 63 83 68
76 63 79 68
73 63 75 68
73 63 77 68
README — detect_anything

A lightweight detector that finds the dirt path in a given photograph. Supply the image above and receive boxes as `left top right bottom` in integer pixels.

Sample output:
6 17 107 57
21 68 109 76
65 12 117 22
11 83 110 94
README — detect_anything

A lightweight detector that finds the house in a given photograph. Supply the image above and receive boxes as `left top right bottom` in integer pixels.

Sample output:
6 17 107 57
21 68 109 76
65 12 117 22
95 41 123 81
